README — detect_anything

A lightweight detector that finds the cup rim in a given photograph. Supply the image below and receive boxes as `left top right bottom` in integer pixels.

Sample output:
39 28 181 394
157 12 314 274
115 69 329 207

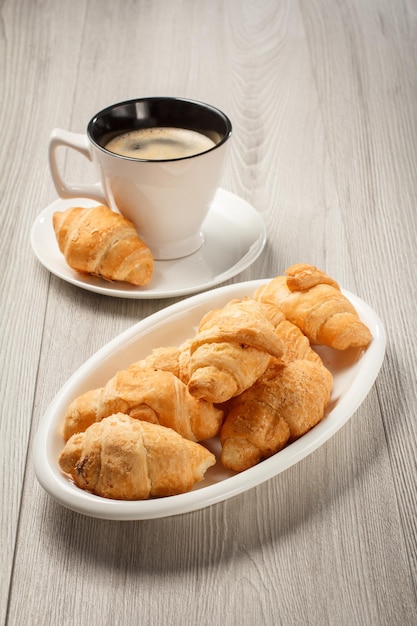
87 96 233 162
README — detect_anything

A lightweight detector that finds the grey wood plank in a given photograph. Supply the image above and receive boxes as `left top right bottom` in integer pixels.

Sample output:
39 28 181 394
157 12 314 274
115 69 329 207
0 0 90 620
300 0 417 583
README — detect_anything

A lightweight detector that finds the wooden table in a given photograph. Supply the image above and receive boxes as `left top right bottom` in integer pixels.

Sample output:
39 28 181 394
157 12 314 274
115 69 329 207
2 0 416 624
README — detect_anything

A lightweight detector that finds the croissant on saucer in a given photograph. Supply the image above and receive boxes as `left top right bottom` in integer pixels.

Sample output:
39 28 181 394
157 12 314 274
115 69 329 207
187 298 284 404
53 205 154 286
255 263 372 350
62 365 223 442
59 414 216 499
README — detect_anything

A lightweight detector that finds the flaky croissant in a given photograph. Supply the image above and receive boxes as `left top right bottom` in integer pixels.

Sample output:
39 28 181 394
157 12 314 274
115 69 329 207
133 345 182 379
255 264 372 350
53 205 154 286
59 413 216 499
62 365 223 442
260 302 325 365
187 299 284 404
133 339 192 384
219 311 333 472
220 357 333 472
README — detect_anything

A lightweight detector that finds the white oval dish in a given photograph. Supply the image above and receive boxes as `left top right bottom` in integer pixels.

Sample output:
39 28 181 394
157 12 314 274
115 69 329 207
33 279 386 520
30 188 266 299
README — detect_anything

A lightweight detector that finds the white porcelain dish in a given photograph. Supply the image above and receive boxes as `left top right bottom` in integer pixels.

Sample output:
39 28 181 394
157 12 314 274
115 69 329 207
30 188 266 299
33 280 386 520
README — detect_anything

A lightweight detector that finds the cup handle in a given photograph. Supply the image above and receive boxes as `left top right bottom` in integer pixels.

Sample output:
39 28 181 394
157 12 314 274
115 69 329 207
49 129 107 204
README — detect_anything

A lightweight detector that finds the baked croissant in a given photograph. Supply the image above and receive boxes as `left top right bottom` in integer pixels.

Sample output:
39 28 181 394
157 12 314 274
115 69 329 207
62 365 223 442
260 302 325 365
133 345 182 379
53 205 154 286
220 311 333 472
187 299 284 404
133 339 192 384
255 263 372 350
59 413 216 499
220 357 333 472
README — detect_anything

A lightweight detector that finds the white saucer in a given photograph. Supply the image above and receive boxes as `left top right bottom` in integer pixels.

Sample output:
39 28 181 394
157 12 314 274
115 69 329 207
30 188 266 299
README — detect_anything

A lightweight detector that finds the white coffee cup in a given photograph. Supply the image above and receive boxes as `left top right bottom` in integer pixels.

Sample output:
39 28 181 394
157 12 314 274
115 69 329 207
49 97 232 260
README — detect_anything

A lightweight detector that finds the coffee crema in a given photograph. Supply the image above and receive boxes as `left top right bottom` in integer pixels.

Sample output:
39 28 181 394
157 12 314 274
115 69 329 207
104 127 216 160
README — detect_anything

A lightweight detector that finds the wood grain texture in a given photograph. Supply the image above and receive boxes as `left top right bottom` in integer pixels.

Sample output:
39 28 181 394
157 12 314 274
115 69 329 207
300 0 417 582
1 0 416 624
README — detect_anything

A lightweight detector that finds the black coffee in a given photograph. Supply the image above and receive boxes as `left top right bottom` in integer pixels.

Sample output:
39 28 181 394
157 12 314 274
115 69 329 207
105 127 215 160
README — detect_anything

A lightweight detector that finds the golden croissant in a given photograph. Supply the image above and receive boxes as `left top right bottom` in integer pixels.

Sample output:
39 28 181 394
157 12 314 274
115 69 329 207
133 345 182 378
187 298 284 404
220 358 333 472
62 365 223 442
220 313 333 472
59 413 216 499
260 302 325 365
133 339 192 384
53 205 154 286
255 263 372 350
